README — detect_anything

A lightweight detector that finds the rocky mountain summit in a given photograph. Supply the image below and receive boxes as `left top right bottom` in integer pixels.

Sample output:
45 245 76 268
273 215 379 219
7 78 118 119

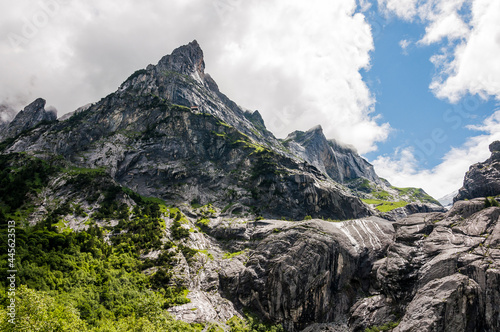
0 98 56 141
283 125 381 185
454 141 500 202
2 42 377 221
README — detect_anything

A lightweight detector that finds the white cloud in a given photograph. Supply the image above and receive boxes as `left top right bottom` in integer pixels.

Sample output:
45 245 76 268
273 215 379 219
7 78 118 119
0 0 389 154
399 39 411 54
378 0 418 20
431 0 500 102
372 109 500 199
379 0 500 102
419 11 469 45
213 0 388 153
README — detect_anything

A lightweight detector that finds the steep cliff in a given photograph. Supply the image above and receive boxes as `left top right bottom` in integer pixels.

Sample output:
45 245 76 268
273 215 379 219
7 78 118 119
454 141 500 202
350 197 500 332
0 98 56 141
283 125 381 185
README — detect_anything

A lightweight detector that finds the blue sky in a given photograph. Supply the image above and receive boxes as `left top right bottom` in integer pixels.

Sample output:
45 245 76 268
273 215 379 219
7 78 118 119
1 0 499 199
363 8 498 170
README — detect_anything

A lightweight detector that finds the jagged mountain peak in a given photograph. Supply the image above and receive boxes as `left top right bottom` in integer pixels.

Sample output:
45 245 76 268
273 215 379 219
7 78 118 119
117 40 279 147
1 97 56 140
156 39 205 79
283 125 381 185
490 140 500 153
455 140 500 202
24 97 46 111
328 137 357 154
284 125 325 144
243 110 268 131
307 124 323 133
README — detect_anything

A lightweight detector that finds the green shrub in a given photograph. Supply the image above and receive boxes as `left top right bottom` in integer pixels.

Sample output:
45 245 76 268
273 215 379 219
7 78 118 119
171 221 190 240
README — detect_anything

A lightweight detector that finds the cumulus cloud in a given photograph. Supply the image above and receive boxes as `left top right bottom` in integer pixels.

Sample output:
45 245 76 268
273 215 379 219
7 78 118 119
213 0 389 153
0 0 389 153
373 109 500 198
374 0 500 198
399 39 411 54
431 0 500 102
419 11 469 45
378 0 500 102
378 0 418 20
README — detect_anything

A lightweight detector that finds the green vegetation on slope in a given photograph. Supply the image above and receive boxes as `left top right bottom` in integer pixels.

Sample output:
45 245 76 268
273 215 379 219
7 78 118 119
0 152 284 331
391 186 440 205
361 199 408 212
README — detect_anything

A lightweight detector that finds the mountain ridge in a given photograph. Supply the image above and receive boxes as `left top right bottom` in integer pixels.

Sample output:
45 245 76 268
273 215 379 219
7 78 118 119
1 40 440 220
7 40 494 332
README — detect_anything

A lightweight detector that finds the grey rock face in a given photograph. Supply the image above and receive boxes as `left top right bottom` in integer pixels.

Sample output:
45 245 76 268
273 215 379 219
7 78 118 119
489 141 500 153
394 274 480 332
455 141 500 202
283 126 381 185
4 96 371 220
1 98 56 140
381 202 447 221
211 217 395 331
118 40 279 147
350 198 500 332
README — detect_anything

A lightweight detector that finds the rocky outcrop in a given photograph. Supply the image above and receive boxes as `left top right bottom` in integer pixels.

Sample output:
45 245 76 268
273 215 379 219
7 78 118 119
381 202 447 221
349 198 500 331
283 125 382 185
210 217 395 331
282 125 443 217
455 141 500 202
1 98 56 140
215 196 499 331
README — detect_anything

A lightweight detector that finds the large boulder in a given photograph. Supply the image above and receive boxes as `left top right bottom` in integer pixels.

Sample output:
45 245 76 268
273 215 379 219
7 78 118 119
454 141 500 202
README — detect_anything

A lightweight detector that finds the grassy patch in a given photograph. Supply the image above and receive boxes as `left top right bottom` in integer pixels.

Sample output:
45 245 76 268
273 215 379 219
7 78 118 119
371 190 392 200
362 199 408 212
53 219 73 234
223 250 246 259
196 218 210 227
392 186 440 205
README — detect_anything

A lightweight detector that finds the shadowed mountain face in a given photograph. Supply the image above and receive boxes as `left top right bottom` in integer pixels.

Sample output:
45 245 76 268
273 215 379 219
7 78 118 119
4 41 491 332
1 41 375 221
283 125 382 185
